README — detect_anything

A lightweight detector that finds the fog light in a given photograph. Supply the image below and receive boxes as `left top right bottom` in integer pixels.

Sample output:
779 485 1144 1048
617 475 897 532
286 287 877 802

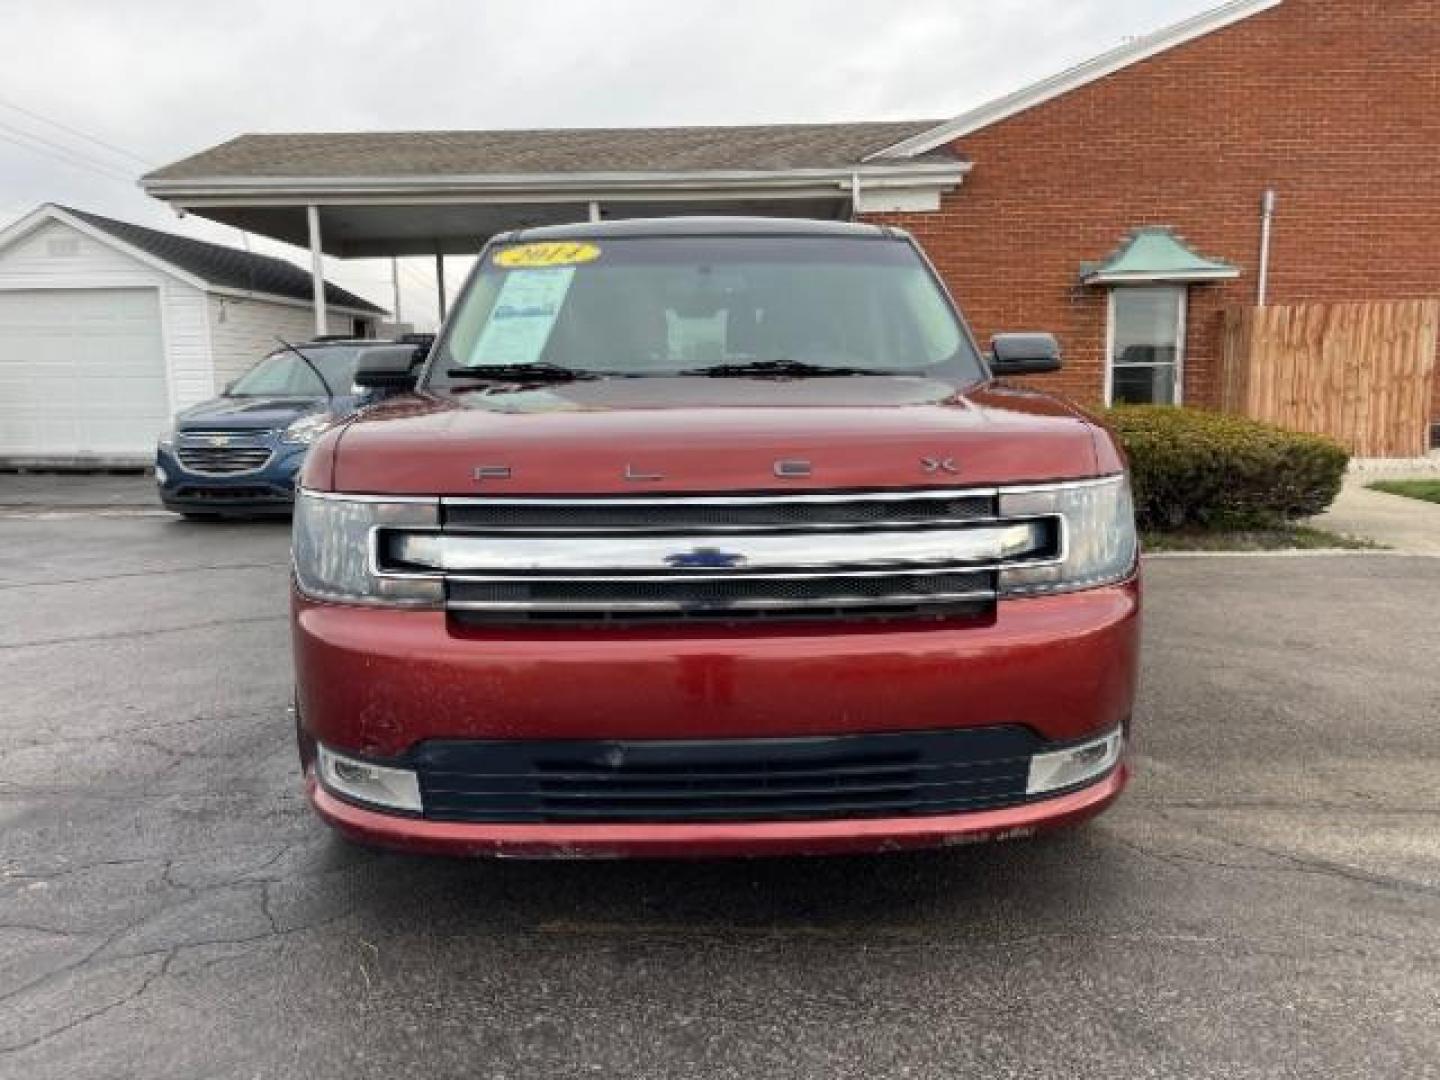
1026 728 1123 796
155 466 168 485
317 744 422 812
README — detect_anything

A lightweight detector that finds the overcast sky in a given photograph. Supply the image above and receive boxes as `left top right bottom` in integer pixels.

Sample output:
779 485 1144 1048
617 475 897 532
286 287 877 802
0 0 1219 330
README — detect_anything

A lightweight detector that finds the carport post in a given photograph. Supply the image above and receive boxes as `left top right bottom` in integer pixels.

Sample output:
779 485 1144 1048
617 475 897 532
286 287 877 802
306 205 327 336
435 249 447 321
390 257 402 325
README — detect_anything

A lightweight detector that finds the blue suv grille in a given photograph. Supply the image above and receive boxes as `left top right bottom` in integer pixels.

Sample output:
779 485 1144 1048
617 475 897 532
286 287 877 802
176 430 274 475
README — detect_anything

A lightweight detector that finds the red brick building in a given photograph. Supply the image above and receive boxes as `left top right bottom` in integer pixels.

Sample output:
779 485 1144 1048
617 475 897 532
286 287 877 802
147 0 1438 449
860 0 1440 434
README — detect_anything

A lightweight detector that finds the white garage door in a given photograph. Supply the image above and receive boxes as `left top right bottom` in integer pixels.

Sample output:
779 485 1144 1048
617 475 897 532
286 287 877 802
0 287 170 461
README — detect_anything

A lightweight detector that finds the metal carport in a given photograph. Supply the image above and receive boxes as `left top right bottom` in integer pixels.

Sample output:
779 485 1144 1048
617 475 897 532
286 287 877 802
141 122 970 333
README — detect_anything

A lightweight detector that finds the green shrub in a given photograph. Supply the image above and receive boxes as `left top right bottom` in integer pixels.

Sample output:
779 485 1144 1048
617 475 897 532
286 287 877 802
1101 407 1350 531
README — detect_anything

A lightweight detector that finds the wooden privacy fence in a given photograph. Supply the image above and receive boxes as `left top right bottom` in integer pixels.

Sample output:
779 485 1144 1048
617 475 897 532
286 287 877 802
1221 299 1439 457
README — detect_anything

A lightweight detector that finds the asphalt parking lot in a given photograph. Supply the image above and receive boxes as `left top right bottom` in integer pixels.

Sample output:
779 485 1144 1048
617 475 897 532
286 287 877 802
2 501 1438 1079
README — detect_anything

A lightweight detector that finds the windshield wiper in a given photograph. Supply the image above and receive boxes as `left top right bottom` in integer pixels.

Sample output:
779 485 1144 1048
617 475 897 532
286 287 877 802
274 337 334 399
446 362 605 385
681 358 889 379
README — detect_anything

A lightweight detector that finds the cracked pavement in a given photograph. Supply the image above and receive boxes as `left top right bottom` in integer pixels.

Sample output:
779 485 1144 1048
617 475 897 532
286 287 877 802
1 500 1438 1078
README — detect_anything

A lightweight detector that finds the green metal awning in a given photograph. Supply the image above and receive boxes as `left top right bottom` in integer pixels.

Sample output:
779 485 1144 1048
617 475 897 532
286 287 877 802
1080 227 1239 285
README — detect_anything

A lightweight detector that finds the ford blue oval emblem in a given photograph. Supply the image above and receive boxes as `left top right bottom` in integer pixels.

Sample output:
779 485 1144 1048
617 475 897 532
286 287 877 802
664 547 749 570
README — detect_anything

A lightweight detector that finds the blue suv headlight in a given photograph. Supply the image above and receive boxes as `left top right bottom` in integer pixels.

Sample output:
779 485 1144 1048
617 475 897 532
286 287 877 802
281 414 337 446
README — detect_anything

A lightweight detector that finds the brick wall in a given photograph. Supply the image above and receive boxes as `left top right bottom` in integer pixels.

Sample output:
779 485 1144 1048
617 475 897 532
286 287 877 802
863 0 1440 424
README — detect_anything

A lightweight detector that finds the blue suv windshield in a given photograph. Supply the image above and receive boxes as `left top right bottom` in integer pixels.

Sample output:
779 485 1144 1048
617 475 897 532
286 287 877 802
229 347 366 397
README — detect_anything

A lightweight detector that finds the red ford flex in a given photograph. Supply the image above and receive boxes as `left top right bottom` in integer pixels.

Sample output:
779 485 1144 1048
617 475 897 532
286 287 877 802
291 218 1140 858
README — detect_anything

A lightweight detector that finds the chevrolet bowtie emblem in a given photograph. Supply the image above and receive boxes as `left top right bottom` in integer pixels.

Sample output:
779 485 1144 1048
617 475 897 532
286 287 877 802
208 435 230 448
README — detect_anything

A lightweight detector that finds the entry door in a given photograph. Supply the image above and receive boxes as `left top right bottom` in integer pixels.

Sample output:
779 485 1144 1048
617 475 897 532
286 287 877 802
0 287 169 460
1107 286 1186 405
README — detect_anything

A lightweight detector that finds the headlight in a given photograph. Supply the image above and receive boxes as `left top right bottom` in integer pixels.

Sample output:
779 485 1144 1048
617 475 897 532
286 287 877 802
157 428 176 449
997 475 1138 596
281 413 337 446
292 491 443 607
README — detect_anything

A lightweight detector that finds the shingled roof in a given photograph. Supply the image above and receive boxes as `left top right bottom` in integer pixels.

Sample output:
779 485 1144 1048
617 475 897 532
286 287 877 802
56 206 385 313
143 122 952 181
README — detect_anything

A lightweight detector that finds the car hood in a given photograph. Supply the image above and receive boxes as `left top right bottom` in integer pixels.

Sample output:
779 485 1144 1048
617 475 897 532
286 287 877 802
321 377 1106 495
175 395 329 431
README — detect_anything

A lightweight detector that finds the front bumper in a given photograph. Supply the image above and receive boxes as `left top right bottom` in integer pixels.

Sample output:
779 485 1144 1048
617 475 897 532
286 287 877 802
293 580 1139 857
308 764 1127 858
156 443 306 514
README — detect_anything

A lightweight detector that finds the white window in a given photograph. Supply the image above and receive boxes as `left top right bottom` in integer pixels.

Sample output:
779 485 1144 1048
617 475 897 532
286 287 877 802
1106 286 1186 405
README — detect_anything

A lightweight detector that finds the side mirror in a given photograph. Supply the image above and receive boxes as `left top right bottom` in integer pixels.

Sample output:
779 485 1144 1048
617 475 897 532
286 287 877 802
990 333 1063 376
354 345 423 390
222 380 237 395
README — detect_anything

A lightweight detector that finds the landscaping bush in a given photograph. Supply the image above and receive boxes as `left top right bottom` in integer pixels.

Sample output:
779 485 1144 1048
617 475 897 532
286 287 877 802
1101 407 1350 531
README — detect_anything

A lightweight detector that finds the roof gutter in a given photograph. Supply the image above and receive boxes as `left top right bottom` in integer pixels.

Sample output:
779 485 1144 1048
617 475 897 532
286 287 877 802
141 162 973 204
206 284 384 318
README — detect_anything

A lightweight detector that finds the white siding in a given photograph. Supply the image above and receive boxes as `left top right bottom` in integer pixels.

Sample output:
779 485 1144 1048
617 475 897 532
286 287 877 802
0 219 166 287
164 284 214 411
207 297 379 389
0 218 215 422
207 294 322 389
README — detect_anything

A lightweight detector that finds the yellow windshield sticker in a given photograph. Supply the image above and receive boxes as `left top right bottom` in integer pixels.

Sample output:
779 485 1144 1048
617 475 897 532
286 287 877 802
494 242 601 269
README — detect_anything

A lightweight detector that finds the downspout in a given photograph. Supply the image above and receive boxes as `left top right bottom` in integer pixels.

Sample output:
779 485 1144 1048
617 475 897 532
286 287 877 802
1257 189 1277 307
850 170 862 221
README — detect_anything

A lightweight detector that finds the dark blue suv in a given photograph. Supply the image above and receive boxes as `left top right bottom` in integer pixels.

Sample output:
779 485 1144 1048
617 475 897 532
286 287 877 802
156 338 427 518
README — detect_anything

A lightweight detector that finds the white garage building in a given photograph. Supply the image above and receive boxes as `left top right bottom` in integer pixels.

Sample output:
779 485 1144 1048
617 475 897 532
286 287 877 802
0 204 385 466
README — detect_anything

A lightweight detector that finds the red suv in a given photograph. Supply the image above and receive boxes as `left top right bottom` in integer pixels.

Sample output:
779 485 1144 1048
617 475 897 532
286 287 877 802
291 218 1140 858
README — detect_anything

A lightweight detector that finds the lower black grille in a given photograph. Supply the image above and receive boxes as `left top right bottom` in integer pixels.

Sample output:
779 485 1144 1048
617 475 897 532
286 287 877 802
448 570 995 623
413 727 1040 824
173 485 282 501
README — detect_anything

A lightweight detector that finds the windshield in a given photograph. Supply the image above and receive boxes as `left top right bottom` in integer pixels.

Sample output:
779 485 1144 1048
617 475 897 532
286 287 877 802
431 236 983 383
228 347 366 397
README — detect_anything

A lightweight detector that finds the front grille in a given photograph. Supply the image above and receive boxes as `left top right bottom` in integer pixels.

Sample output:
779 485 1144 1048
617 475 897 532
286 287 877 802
413 726 1041 824
449 570 994 622
376 490 1061 624
176 443 273 475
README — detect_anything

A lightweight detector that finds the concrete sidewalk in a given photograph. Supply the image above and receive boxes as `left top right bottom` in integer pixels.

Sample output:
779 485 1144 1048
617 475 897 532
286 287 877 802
1315 460 1440 553
0 469 158 510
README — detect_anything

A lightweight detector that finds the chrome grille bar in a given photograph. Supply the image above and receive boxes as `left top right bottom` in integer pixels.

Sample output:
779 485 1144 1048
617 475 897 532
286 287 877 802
389 523 1047 576
178 428 275 440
